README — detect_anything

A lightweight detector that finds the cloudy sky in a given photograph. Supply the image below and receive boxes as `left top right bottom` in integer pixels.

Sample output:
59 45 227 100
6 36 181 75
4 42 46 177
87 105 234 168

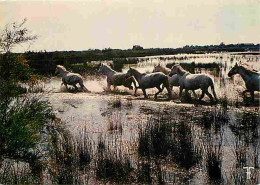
1 0 259 52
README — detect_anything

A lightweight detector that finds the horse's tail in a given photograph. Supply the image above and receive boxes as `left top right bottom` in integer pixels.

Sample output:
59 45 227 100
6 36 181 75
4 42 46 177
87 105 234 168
210 79 218 101
79 78 90 92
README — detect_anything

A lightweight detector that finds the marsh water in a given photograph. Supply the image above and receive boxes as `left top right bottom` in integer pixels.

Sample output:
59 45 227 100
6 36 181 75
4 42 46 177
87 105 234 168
39 52 259 184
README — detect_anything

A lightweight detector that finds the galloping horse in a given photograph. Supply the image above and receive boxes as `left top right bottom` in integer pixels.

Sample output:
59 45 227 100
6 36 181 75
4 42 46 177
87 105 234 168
153 63 197 97
98 63 138 94
126 67 172 100
169 64 217 102
228 63 260 101
55 65 90 92
153 63 179 87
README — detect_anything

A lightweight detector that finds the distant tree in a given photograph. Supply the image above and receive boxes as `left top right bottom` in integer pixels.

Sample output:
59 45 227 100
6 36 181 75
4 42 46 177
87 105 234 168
219 42 225 46
132 45 143 50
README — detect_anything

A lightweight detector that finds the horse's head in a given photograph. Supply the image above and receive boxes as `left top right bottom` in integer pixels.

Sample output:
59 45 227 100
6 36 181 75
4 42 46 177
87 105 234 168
126 67 134 77
98 63 104 73
55 65 62 75
98 63 111 74
153 63 163 73
169 65 182 76
228 63 239 77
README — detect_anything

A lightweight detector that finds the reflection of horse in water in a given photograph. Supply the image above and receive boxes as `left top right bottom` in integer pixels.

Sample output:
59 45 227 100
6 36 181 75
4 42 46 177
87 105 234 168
55 65 90 92
126 67 172 100
169 64 217 102
228 63 260 101
98 63 137 94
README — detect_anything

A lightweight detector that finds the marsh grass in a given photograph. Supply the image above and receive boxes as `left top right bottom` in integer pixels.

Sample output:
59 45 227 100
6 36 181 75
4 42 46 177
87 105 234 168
206 145 222 182
138 115 202 170
136 161 153 184
202 129 223 184
107 113 123 134
76 128 93 171
230 111 260 146
126 97 133 107
200 108 229 132
0 160 40 184
109 96 122 108
96 137 133 183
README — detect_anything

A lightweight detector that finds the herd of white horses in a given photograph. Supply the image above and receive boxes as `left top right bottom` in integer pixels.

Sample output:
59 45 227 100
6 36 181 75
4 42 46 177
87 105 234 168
55 62 260 103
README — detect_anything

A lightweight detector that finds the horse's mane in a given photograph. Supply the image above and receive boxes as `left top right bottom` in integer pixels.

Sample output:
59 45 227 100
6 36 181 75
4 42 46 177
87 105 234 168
175 64 188 75
102 63 116 72
239 64 259 76
156 63 169 70
57 65 67 72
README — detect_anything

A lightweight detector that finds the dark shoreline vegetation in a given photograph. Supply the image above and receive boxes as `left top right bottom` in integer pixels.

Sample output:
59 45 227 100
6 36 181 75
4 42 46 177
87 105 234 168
7 43 259 75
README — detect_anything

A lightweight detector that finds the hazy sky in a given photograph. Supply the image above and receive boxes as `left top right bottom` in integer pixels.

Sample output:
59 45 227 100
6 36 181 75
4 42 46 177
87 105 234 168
1 0 260 52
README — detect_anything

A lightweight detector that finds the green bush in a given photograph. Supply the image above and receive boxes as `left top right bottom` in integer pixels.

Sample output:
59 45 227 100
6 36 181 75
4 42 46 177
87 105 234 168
0 20 77 184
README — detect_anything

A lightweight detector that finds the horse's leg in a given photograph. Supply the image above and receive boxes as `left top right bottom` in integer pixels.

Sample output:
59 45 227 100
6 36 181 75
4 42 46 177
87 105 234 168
185 89 189 97
134 88 138 96
132 80 138 95
204 89 214 102
154 86 163 100
192 90 197 99
113 85 118 91
142 89 148 99
107 83 111 91
73 84 78 91
199 91 205 101
79 81 90 92
64 83 69 91
179 87 183 98
210 84 218 102
250 91 255 102
163 79 172 100
166 86 172 100
242 89 250 98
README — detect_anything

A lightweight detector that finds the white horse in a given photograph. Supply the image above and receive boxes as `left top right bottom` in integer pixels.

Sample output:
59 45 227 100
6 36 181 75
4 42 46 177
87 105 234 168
55 65 90 92
153 63 197 97
169 64 217 102
98 63 138 94
126 67 172 100
153 63 179 88
228 63 260 101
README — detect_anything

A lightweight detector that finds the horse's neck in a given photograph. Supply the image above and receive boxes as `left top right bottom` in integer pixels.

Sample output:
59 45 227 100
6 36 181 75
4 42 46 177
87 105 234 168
60 70 69 77
162 67 170 75
132 70 143 82
104 67 116 77
178 69 189 76
178 72 189 79
238 68 251 82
